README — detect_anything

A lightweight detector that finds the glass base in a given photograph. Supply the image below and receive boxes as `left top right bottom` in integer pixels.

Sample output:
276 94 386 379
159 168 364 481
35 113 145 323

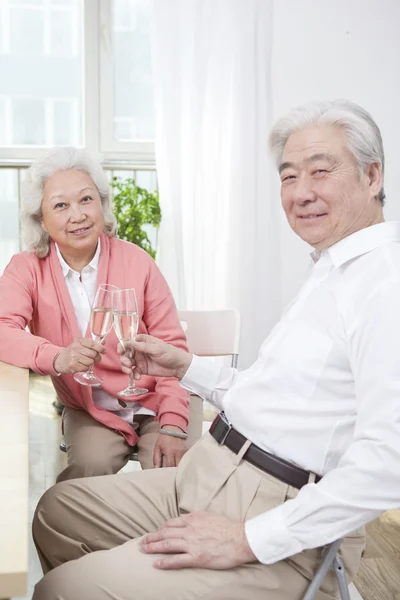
117 385 148 398
74 371 103 387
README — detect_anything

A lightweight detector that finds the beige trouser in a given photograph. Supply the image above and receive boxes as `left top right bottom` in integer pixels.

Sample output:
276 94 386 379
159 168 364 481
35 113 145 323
33 433 365 600
56 395 203 482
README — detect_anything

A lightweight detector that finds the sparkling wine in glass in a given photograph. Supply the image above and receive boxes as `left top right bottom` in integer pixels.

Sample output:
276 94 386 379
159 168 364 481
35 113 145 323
113 288 148 397
74 284 118 387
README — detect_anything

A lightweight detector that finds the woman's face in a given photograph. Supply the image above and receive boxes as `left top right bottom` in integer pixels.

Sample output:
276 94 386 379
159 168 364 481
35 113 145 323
41 169 105 256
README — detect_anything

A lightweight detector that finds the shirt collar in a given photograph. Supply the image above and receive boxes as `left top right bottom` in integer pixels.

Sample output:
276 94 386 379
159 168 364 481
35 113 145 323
310 222 400 268
55 239 101 278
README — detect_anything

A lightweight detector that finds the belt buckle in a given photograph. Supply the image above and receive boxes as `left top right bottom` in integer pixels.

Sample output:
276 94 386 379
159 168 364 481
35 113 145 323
213 411 232 445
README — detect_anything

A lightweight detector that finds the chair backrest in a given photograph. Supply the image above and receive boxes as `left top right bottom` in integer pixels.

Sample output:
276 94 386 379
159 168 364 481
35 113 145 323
178 309 241 367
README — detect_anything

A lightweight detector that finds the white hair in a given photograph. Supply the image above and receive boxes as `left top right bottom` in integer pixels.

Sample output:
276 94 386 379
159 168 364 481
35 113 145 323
269 99 386 205
21 147 117 257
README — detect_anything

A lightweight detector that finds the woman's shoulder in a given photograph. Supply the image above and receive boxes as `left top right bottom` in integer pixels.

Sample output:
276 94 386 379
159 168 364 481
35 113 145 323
5 250 42 272
109 236 154 262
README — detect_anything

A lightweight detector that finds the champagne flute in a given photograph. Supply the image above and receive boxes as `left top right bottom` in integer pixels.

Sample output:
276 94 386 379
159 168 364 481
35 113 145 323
113 288 148 397
74 284 118 387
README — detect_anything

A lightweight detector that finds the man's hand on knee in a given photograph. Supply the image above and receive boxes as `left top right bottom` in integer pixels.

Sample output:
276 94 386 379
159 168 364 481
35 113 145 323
140 512 257 569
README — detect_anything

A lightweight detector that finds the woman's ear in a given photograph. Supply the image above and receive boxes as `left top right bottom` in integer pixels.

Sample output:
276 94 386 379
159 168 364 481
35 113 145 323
40 218 48 233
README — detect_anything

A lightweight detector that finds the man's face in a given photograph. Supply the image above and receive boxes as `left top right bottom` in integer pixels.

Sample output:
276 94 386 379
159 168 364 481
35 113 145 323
279 125 382 250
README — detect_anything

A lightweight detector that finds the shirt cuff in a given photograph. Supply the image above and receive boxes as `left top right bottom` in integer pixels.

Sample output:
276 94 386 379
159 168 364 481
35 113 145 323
179 354 222 402
158 412 188 432
245 504 302 565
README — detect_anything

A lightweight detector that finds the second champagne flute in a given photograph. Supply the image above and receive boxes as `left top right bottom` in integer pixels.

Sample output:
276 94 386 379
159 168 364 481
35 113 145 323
113 288 148 397
73 283 118 387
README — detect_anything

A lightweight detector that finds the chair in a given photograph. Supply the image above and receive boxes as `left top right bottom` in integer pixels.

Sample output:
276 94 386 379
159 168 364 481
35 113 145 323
178 308 241 439
302 539 350 600
178 308 241 368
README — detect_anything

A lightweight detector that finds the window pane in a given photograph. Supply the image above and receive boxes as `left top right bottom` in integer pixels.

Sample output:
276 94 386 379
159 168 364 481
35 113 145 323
53 100 76 145
0 169 20 274
0 97 7 145
13 98 45 144
112 0 155 141
50 9 74 57
10 7 44 55
0 0 83 147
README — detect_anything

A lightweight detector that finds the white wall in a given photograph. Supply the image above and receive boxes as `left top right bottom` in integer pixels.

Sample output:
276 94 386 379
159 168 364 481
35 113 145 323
271 0 400 307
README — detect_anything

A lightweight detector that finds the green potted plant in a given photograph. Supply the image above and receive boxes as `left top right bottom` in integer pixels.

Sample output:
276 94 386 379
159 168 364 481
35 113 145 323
111 176 161 260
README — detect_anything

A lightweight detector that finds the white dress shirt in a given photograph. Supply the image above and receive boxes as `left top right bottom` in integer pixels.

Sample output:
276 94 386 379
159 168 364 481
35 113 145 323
181 222 400 564
55 241 156 424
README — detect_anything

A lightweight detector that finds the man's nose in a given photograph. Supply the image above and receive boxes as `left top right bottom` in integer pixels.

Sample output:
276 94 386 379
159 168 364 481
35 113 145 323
292 174 317 204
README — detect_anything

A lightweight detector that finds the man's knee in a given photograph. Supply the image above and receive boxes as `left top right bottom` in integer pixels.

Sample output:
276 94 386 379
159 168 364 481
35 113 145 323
33 562 91 600
32 481 75 564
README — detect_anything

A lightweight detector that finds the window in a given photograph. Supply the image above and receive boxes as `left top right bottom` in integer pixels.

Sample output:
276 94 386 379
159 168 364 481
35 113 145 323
99 0 155 160
0 0 156 272
0 0 155 161
0 0 83 152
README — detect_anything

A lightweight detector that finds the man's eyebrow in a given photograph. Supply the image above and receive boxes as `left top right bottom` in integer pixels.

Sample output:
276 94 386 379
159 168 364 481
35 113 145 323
278 153 336 174
278 161 293 174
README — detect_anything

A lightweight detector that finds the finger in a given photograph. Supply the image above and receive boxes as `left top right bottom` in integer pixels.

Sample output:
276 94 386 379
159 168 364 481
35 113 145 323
164 451 176 468
130 336 160 355
144 527 187 544
120 356 132 369
116 343 125 356
134 334 158 344
141 538 188 555
153 444 163 468
80 338 106 353
174 451 185 466
121 364 132 376
153 554 195 570
78 347 99 360
77 356 94 368
158 516 188 530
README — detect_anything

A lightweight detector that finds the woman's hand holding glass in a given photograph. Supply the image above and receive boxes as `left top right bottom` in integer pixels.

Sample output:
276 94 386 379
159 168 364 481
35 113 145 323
54 338 106 375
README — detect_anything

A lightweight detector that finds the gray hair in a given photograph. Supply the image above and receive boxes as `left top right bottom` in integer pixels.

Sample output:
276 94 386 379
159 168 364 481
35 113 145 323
21 147 117 257
269 99 386 205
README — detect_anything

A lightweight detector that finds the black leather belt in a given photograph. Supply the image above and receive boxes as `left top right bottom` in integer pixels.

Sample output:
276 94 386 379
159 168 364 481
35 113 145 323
209 412 321 489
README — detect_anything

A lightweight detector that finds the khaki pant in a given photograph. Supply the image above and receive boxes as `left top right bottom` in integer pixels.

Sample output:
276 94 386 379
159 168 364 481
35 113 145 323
57 395 204 482
33 433 364 600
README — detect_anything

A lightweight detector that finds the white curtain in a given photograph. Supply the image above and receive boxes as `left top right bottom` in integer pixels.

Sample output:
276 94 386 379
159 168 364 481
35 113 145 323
150 0 281 367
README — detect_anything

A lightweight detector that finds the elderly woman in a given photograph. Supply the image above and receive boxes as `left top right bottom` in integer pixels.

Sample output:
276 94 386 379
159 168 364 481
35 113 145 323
0 147 190 482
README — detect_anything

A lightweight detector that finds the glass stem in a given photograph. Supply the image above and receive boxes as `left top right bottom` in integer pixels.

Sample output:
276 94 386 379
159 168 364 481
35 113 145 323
86 364 94 377
127 349 136 388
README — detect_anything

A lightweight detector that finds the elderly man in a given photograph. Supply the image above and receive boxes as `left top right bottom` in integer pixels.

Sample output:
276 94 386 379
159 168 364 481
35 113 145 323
32 100 400 600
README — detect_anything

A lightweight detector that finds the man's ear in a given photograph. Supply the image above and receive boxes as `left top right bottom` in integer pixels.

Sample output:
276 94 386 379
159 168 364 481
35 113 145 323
366 162 382 199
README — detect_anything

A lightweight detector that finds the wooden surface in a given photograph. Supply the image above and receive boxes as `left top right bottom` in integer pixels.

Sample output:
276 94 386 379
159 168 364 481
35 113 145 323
0 361 29 599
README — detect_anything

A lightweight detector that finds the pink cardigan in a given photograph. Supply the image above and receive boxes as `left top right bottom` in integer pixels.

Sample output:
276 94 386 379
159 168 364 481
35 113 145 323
0 233 189 446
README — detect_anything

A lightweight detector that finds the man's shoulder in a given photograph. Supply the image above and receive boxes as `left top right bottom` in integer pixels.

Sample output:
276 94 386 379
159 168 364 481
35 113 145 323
341 241 400 281
337 241 400 309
